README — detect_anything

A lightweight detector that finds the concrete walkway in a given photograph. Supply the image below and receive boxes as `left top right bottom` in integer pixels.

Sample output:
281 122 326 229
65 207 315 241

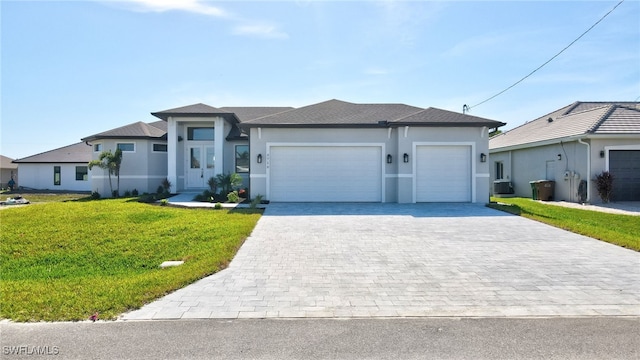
122 203 639 320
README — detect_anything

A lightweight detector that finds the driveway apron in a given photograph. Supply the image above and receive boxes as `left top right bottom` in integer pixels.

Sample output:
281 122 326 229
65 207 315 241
122 203 639 320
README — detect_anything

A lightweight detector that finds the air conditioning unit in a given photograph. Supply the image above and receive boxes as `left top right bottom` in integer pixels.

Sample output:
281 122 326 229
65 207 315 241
493 180 514 194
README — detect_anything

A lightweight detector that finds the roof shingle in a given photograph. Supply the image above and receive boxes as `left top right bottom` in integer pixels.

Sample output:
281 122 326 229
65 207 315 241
13 142 92 164
82 121 167 142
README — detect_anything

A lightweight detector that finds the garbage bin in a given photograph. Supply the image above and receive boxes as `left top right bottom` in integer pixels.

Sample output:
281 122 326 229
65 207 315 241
537 180 555 201
529 181 539 200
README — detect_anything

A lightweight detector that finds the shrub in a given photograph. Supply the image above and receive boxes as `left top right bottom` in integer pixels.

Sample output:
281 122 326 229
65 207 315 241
216 172 243 195
156 185 164 195
214 202 223 209
160 199 169 206
250 194 263 209
112 190 119 198
161 178 172 193
91 191 101 200
123 190 132 197
207 177 218 194
137 194 156 203
227 191 240 203
131 189 139 197
595 171 614 203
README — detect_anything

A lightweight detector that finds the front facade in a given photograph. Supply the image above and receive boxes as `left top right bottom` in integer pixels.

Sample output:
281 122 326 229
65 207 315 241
12 142 93 192
25 99 503 202
490 102 640 203
240 100 504 203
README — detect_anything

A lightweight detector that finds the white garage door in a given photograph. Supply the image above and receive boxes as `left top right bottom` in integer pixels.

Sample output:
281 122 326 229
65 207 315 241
269 146 382 202
416 145 471 202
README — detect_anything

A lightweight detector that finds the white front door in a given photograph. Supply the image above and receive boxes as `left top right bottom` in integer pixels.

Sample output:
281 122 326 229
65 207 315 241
187 145 215 189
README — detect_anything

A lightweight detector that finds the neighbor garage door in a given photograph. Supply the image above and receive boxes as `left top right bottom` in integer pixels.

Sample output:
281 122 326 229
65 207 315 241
610 150 640 201
269 146 382 202
415 145 471 202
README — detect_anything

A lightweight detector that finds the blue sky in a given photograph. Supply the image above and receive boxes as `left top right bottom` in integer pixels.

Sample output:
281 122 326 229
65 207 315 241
2 0 639 159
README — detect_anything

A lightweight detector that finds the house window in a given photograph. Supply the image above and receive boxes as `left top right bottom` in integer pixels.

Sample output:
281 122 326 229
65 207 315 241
117 143 135 152
235 145 249 173
153 144 168 152
54 166 61 186
76 166 88 181
94 143 102 152
187 127 214 141
495 161 504 180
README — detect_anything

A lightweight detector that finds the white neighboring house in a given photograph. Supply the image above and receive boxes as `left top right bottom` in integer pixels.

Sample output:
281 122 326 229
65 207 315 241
489 102 640 203
12 142 93 192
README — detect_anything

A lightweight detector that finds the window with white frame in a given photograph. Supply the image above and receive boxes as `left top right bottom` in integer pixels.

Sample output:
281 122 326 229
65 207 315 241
94 143 102 152
54 166 61 186
117 143 135 152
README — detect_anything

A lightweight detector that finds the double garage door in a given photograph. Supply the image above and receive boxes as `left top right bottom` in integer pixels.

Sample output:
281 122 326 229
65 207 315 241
268 145 472 202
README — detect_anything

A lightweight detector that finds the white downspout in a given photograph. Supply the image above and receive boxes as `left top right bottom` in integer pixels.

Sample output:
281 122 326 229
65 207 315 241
577 138 590 203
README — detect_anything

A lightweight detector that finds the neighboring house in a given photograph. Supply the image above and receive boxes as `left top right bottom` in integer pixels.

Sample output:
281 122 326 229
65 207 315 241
0 155 18 189
81 121 169 196
489 102 640 203
12 142 93 191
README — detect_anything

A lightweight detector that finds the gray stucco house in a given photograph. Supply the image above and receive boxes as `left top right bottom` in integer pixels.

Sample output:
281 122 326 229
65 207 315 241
20 99 503 202
489 102 640 203
1 155 18 189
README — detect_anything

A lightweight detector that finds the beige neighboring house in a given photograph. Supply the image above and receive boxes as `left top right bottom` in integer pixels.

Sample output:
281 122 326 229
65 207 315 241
489 102 640 203
12 143 93 191
0 155 18 189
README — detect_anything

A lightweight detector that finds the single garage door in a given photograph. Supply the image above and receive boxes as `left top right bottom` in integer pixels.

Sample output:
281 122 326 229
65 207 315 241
269 146 382 202
610 150 640 201
416 145 471 202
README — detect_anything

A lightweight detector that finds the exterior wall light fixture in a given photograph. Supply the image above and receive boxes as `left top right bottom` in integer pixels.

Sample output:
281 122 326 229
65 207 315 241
557 154 562 161
600 150 605 158
257 154 262 163
386 154 392 164
403 153 409 163
480 153 487 162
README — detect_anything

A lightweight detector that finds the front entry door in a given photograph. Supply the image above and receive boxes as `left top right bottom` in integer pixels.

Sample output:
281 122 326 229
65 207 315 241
187 145 215 188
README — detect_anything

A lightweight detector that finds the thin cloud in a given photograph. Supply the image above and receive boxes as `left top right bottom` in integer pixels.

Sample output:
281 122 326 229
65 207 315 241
107 0 228 17
232 24 289 39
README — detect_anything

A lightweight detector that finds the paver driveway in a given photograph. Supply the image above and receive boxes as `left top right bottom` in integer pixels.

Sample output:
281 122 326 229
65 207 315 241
123 203 639 320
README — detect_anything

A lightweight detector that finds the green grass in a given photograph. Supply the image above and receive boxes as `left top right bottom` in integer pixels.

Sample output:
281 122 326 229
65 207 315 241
488 197 640 251
0 199 262 322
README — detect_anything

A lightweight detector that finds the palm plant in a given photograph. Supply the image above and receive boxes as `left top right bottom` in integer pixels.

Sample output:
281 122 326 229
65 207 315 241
88 149 123 197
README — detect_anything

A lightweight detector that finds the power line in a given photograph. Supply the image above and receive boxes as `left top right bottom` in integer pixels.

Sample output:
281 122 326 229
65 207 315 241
464 0 625 113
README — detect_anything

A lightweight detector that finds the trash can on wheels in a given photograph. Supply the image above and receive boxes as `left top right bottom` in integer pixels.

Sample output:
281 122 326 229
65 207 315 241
537 180 555 201
529 181 539 200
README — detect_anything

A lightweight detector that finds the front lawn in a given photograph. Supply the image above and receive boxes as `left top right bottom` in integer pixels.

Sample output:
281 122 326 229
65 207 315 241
488 197 640 251
0 199 262 322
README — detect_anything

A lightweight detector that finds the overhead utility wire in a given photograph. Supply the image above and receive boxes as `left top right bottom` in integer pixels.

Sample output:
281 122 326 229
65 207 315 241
464 0 625 113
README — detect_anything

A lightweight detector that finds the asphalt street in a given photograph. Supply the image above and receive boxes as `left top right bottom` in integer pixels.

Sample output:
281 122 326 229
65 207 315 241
2 317 639 359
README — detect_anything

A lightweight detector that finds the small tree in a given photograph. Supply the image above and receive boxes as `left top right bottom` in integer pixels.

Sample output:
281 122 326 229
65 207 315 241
88 149 123 197
595 171 614 203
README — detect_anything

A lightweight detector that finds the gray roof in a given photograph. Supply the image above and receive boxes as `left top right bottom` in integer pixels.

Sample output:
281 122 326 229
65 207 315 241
220 107 295 122
239 99 502 128
393 107 505 127
13 142 92 164
151 103 237 121
82 121 167 142
490 102 640 150
0 155 18 169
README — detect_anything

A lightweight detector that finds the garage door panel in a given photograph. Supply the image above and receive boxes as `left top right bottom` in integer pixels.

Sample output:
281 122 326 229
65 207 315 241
416 145 471 202
610 150 640 201
270 146 382 202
